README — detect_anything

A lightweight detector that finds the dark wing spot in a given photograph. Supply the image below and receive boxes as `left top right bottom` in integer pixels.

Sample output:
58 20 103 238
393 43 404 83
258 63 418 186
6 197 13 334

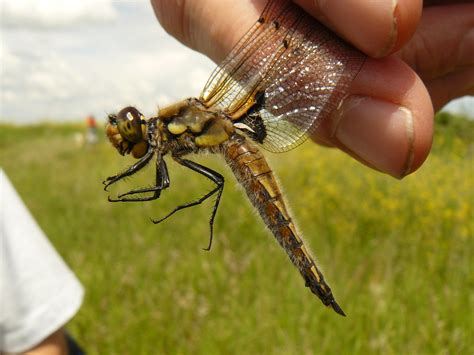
244 114 267 144
238 91 267 144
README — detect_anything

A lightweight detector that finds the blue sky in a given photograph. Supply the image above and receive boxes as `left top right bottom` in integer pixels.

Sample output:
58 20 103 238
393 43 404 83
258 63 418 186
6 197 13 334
0 0 472 123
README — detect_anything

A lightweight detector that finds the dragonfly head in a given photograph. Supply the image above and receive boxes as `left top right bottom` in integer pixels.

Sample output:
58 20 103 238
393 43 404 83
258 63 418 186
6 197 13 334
106 106 149 158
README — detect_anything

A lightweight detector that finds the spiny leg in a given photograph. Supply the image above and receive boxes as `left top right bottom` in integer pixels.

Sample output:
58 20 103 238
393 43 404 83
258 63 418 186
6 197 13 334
108 158 170 202
206 182 224 251
152 157 224 251
103 149 155 191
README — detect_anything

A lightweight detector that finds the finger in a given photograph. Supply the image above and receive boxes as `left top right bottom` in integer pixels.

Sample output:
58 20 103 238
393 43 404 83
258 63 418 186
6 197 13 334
426 68 474 111
424 0 474 5
395 4 474 109
151 0 265 62
312 56 434 178
294 0 422 57
150 0 423 61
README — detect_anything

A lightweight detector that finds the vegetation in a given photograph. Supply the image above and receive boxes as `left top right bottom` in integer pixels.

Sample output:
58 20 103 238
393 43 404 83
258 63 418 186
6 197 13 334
1 112 472 354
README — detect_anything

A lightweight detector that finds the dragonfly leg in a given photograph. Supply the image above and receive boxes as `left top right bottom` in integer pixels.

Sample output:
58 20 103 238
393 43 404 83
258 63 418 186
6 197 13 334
108 158 170 202
152 157 224 251
103 149 155 191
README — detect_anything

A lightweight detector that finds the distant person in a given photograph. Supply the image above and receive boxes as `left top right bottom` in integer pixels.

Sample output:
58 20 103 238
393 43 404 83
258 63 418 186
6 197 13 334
85 115 98 145
0 169 85 355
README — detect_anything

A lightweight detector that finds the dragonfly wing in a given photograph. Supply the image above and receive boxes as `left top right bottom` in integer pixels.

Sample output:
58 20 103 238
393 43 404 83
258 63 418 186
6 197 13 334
200 0 296 112
200 0 366 153
254 17 366 152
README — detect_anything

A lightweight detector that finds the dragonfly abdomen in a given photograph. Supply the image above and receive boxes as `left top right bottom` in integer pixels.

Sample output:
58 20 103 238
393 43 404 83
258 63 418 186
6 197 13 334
222 135 345 315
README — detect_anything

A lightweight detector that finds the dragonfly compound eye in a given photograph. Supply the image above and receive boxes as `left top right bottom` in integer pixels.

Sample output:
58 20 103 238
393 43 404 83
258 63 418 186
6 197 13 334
116 106 145 143
105 107 148 157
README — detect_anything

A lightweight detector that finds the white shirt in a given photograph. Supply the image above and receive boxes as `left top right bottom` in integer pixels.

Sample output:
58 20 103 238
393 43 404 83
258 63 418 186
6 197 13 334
0 169 84 353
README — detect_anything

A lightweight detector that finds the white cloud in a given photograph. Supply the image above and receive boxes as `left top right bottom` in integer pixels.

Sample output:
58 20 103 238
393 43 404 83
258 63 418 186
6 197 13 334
1 0 118 29
89 45 214 119
442 96 474 117
0 0 216 123
2 42 85 99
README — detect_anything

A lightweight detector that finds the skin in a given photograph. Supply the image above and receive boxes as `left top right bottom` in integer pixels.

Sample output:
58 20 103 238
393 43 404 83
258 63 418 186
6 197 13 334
23 328 68 355
151 0 474 178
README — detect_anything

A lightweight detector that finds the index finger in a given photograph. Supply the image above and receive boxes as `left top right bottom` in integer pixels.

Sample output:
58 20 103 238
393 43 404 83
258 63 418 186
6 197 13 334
294 0 423 57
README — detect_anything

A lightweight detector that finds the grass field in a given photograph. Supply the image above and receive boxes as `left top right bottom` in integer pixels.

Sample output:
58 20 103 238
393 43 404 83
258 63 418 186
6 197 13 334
1 112 472 354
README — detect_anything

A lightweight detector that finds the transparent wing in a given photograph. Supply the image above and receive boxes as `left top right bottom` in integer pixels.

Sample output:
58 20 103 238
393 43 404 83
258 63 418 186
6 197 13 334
200 0 295 112
254 15 366 152
200 0 366 152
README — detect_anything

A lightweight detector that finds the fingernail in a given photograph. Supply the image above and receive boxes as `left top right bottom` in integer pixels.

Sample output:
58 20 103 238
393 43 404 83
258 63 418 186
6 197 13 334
333 96 414 178
314 0 399 57
376 0 398 57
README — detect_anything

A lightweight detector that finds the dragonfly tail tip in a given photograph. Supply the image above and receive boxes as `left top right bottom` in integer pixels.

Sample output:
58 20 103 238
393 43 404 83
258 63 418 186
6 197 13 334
330 301 346 317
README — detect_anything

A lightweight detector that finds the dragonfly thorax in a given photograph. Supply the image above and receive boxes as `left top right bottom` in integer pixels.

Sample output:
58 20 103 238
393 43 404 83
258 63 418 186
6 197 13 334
160 98 235 148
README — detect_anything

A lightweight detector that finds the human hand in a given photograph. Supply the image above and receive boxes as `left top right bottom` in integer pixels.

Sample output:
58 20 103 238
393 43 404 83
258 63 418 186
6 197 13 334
151 0 473 178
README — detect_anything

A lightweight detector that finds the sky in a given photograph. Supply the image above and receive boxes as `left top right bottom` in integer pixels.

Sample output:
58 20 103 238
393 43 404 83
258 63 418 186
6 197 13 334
0 0 472 124
0 0 214 123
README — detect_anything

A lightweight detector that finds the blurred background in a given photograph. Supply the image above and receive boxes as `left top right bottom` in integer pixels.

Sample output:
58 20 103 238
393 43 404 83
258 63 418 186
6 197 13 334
1 0 473 353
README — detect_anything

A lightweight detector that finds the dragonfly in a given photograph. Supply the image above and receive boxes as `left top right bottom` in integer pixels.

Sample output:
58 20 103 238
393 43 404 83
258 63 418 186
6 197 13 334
103 0 365 316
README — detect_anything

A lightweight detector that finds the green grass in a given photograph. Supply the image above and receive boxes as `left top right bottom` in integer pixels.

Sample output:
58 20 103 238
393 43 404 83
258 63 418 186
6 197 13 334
1 112 473 354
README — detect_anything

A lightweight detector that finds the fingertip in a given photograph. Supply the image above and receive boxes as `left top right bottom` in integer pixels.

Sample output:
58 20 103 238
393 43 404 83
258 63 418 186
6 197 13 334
331 96 423 178
314 56 434 177
403 78 434 176
391 0 423 53
295 0 422 57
